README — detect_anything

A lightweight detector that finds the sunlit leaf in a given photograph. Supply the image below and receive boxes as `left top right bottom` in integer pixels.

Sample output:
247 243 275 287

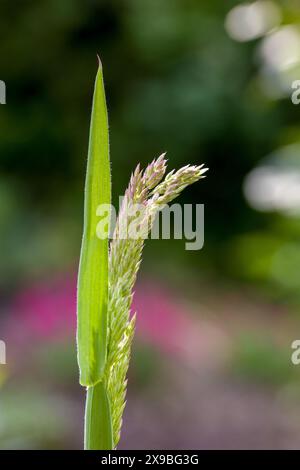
77 60 111 387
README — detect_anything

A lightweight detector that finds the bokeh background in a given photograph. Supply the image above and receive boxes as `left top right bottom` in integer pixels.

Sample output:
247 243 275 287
1 0 300 449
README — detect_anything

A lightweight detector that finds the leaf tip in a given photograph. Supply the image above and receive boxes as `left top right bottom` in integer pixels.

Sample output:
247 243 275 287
97 54 103 70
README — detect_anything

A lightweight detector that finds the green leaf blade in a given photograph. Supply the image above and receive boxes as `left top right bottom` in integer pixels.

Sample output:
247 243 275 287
77 62 111 387
84 382 113 450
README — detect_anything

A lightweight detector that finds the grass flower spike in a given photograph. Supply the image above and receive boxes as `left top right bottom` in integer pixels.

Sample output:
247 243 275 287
76 61 208 450
105 157 207 447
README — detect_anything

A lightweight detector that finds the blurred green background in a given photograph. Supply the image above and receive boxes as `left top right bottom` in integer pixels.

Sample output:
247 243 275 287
1 0 300 449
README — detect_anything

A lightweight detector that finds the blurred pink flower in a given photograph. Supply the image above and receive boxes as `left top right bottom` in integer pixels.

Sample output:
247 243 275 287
133 281 230 368
7 274 76 342
132 280 191 355
7 275 195 357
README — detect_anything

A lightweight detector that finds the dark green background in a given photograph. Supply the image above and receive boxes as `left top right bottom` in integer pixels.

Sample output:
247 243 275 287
1 0 300 449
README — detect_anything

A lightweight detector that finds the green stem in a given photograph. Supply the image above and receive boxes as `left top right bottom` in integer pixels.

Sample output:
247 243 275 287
84 381 113 450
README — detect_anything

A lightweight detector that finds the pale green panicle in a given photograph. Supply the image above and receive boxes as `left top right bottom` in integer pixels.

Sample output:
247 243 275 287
105 155 208 447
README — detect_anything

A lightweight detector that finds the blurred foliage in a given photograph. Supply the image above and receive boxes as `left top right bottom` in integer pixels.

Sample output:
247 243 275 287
0 388 78 449
1 0 298 297
130 343 162 389
231 333 299 386
1 0 300 450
